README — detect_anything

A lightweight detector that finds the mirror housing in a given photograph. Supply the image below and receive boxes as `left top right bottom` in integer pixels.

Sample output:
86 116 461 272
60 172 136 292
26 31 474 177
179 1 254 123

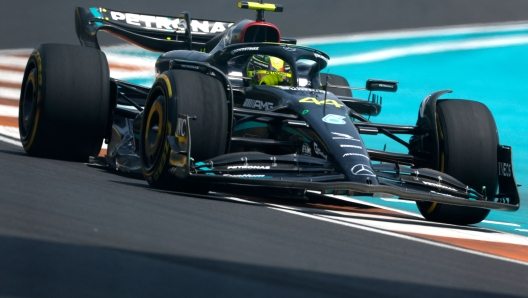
366 79 398 92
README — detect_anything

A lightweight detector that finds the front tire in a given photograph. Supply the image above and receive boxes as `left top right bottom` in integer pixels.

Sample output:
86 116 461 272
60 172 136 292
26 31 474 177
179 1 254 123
18 43 110 161
139 70 228 191
417 100 498 225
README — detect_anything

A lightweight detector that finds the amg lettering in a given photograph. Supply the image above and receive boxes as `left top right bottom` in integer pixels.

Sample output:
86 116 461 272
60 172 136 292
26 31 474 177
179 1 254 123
243 98 274 110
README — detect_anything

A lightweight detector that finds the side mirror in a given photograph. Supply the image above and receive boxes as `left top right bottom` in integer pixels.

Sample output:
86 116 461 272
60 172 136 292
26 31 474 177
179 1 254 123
366 79 398 92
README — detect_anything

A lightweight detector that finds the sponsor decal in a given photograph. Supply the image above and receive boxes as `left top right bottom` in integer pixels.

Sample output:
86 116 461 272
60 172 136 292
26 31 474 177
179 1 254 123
176 118 187 137
264 70 288 76
498 162 512 177
231 47 259 55
223 174 267 178
299 97 343 108
301 142 312 156
227 165 270 169
340 144 363 149
331 132 360 141
313 143 327 160
180 64 199 70
343 153 370 160
107 10 232 33
283 46 296 51
351 164 376 177
290 87 324 93
322 114 346 125
302 110 309 115
314 52 328 61
243 98 274 110
422 181 458 192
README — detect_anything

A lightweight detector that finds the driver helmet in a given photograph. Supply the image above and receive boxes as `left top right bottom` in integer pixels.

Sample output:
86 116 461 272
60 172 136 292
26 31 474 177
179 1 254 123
246 55 292 86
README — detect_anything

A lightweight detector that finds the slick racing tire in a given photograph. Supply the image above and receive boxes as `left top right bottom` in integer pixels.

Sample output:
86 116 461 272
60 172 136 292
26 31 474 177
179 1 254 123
417 100 498 225
320 73 352 97
139 69 228 192
18 43 110 161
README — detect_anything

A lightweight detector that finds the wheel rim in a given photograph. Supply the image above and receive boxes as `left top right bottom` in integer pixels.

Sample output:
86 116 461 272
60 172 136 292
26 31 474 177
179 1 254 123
142 95 165 170
20 67 38 138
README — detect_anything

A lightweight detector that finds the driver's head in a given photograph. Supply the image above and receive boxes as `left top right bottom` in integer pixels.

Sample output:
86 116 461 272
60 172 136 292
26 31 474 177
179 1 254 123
246 55 291 86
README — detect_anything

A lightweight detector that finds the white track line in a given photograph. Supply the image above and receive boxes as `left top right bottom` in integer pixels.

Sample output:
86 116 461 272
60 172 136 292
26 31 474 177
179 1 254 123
0 105 19 117
329 35 528 65
271 207 528 266
482 220 521 227
0 125 19 139
0 135 21 147
0 87 20 100
322 193 423 218
0 56 28 68
0 125 21 147
0 70 24 84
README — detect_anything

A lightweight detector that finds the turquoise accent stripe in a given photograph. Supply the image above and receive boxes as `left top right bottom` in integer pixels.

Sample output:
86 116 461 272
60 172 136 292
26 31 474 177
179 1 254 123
234 122 268 131
89 7 103 26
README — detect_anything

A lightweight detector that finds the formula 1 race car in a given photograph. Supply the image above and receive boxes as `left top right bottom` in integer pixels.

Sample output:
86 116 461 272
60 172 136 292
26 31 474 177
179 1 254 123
18 2 520 225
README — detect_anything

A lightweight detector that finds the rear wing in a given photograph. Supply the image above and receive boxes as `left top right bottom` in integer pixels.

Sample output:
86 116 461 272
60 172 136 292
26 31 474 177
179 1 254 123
75 7 234 52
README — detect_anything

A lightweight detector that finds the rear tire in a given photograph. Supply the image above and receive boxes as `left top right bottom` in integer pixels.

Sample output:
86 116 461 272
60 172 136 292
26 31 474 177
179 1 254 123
18 43 110 161
417 100 498 225
139 70 228 192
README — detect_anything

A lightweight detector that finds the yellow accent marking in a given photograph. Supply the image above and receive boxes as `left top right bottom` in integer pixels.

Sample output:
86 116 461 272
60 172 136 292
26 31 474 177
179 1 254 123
436 113 444 140
105 17 109 21
425 112 445 214
299 97 343 108
102 8 107 12
167 37 172 40
249 3 276 10
159 74 172 98
426 202 437 214
238 2 278 11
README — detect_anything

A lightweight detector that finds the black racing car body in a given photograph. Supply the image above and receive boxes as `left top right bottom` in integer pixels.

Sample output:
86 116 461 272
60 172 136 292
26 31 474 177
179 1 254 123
20 2 519 225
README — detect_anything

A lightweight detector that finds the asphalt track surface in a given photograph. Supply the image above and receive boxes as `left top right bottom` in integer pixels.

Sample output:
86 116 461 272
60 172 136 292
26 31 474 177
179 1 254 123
2 1 528 297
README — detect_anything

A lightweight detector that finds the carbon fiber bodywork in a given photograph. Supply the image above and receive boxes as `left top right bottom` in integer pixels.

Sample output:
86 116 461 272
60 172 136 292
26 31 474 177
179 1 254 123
78 5 519 214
